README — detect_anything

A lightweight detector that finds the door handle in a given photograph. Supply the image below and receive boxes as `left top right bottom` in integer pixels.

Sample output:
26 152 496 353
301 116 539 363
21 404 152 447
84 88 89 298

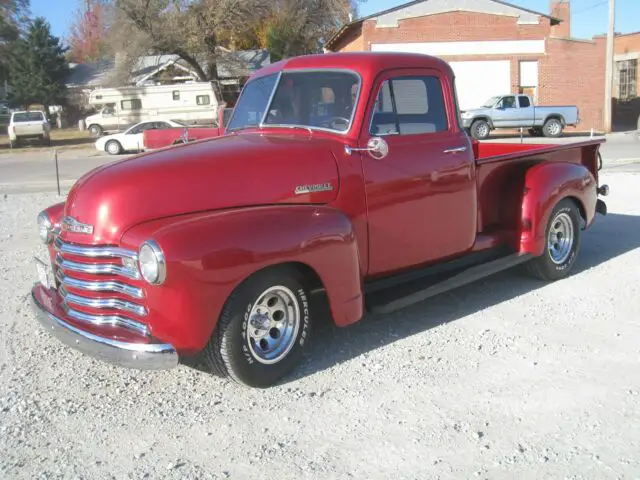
443 146 467 154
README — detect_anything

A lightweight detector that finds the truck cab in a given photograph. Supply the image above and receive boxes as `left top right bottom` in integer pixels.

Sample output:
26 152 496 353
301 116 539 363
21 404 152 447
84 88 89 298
31 52 608 388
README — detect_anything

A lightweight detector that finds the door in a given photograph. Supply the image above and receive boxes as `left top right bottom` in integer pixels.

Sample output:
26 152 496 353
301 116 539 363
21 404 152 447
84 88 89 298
491 95 519 127
122 121 155 150
516 95 535 127
361 69 477 276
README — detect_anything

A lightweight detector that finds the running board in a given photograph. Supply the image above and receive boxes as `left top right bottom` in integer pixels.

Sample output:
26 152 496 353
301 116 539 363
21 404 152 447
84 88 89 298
366 253 533 315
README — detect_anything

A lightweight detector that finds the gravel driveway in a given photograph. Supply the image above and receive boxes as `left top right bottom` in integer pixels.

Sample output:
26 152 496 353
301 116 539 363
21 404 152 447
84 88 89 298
1 171 639 479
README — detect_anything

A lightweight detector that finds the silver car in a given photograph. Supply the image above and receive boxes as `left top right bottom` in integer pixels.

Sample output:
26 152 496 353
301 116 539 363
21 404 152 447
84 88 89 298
461 94 580 140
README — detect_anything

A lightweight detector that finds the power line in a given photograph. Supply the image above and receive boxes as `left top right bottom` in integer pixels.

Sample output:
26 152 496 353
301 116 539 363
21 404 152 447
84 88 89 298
573 0 608 15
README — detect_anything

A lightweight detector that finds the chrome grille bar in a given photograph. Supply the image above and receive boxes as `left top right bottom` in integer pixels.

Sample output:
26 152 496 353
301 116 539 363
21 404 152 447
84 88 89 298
54 236 138 260
60 286 147 317
62 305 149 337
56 271 144 299
56 254 140 280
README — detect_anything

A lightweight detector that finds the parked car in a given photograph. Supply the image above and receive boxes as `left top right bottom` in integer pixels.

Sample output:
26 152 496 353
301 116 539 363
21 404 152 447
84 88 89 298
95 119 187 155
142 106 233 150
8 110 51 148
31 52 609 388
461 94 580 139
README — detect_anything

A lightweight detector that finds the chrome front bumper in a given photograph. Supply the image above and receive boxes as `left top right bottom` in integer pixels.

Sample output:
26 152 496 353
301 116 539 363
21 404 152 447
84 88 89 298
31 285 178 370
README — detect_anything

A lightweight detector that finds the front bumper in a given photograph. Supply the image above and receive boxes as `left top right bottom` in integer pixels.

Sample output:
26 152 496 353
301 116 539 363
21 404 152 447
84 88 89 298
31 284 178 370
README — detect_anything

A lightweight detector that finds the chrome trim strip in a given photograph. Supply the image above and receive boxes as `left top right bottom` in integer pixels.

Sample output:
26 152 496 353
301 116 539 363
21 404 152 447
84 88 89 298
60 286 147 317
62 303 149 337
56 271 144 299
55 237 137 260
56 254 141 280
31 289 177 370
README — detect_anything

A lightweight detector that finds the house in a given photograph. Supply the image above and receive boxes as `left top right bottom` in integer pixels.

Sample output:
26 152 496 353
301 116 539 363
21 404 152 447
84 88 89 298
324 0 609 132
66 48 271 104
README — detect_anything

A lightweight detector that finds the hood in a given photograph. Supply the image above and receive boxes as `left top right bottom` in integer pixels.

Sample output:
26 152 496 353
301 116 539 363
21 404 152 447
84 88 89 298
63 133 341 245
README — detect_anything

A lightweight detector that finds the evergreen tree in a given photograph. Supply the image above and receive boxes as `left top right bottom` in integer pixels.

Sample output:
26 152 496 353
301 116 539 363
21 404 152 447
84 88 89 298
8 17 69 110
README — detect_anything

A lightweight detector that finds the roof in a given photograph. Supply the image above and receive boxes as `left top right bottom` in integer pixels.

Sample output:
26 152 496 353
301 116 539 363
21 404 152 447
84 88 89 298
249 51 454 81
324 0 562 51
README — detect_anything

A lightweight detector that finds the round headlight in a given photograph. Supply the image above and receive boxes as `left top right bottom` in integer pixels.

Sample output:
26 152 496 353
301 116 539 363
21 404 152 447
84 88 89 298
138 240 166 285
37 211 53 245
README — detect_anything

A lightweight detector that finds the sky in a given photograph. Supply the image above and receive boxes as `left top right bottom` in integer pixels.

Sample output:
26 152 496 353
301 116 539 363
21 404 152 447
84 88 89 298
32 0 639 45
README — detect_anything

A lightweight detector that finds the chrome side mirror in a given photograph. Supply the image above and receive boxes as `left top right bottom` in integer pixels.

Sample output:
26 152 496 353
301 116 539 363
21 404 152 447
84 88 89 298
344 137 389 160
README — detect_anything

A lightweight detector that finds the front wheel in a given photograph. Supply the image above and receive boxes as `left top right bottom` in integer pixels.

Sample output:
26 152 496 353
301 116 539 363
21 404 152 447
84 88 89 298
105 140 122 155
470 119 491 140
203 266 313 388
526 198 581 281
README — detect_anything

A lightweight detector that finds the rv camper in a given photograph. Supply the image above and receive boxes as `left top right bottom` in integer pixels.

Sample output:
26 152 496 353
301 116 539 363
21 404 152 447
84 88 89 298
82 82 221 136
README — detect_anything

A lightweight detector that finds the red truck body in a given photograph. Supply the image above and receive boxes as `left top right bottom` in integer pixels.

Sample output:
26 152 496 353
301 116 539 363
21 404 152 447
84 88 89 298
142 106 232 150
31 52 608 388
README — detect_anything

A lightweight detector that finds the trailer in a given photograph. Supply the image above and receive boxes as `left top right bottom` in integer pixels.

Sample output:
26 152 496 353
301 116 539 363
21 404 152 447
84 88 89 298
82 82 222 137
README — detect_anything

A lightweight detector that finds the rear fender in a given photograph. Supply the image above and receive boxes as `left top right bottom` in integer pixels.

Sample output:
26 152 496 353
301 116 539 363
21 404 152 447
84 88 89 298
121 205 364 354
520 162 596 256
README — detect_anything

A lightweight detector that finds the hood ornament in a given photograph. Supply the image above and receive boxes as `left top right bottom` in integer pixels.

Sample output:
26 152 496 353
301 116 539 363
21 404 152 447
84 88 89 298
61 216 94 235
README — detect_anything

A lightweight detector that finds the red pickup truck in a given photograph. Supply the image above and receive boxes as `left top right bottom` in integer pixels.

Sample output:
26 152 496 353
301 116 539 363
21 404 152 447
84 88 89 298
31 52 609 388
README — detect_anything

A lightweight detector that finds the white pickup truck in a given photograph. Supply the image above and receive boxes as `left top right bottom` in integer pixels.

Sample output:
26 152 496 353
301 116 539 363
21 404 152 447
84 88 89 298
8 110 51 148
461 94 580 140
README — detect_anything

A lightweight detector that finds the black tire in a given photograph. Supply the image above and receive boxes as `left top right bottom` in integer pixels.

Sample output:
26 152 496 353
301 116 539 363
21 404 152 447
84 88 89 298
203 266 313 388
526 198 581 281
105 140 122 155
542 118 563 138
528 127 543 137
88 124 103 137
470 119 490 140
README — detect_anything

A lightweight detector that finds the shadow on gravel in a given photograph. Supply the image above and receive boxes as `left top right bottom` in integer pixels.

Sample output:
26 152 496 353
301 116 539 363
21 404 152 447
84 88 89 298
283 212 640 384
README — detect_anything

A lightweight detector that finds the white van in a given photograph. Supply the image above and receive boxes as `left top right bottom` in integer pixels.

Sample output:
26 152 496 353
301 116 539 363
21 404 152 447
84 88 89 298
83 82 221 136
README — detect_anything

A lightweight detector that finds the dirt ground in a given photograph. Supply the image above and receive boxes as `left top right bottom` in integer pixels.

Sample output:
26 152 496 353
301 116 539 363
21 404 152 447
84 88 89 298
0 171 639 479
0 128 94 153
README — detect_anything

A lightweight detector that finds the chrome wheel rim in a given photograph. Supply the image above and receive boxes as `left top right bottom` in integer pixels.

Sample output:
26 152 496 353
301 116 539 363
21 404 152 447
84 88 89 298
107 142 119 154
547 122 561 135
548 212 574 264
477 124 489 137
247 286 300 365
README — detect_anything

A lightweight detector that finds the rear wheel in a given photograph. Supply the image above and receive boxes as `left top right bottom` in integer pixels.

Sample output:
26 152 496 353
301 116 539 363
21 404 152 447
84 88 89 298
203 266 313 388
88 124 103 137
542 118 563 138
470 119 490 140
526 198 581 281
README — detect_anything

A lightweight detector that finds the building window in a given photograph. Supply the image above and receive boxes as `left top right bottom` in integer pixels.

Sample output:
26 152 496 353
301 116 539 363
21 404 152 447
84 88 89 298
617 59 637 101
121 99 142 110
197 95 210 105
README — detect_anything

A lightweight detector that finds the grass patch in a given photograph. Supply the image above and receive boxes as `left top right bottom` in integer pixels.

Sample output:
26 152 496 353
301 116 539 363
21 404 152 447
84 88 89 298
0 128 95 153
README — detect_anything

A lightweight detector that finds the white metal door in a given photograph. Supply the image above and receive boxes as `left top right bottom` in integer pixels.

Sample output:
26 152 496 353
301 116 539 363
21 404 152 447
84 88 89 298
448 61 511 110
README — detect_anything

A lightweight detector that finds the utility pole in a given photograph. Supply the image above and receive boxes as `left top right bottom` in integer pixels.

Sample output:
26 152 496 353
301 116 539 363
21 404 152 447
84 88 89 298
603 0 616 132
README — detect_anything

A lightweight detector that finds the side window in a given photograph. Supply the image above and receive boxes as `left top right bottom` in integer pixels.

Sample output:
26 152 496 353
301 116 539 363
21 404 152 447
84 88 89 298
518 95 531 108
172 91 180 101
197 95 210 106
369 75 448 135
501 96 516 109
121 99 142 110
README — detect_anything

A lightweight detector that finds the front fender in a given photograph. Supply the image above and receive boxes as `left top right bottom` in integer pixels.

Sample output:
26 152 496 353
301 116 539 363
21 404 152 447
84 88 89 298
121 205 364 355
520 162 597 256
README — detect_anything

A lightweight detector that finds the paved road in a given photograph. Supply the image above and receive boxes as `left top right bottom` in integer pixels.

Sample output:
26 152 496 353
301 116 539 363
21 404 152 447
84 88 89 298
0 132 638 194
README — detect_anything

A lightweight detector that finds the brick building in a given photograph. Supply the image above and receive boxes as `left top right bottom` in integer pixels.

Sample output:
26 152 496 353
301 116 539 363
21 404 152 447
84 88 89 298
613 31 640 130
325 0 608 132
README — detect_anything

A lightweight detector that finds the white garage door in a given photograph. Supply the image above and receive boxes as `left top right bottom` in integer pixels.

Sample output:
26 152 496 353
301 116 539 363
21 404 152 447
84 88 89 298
448 61 511 110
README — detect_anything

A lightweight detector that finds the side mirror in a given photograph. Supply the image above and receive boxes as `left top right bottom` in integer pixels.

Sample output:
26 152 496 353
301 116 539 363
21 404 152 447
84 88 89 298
344 136 389 160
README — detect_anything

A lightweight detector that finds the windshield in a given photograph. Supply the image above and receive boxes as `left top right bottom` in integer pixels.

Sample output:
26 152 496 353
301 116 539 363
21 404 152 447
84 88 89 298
227 70 360 133
481 96 501 108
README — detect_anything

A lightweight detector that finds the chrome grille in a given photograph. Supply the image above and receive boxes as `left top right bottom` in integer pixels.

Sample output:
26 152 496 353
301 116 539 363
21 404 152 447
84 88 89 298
53 236 148 337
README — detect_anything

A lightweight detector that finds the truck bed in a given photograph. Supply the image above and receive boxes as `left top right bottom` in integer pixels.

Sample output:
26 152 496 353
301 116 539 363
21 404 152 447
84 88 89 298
472 139 605 234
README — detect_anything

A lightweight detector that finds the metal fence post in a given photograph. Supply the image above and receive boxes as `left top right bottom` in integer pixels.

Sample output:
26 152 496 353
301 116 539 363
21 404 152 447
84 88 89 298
54 149 60 196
